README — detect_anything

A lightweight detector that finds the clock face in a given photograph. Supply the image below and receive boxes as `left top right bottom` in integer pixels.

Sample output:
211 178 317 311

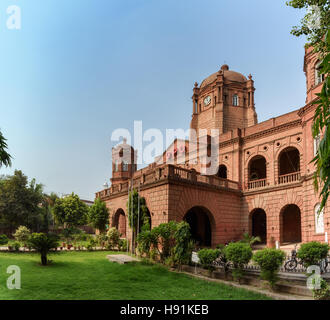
204 96 211 106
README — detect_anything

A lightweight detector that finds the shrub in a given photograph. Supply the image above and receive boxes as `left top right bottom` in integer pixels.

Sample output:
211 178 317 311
13 226 31 246
312 278 330 300
225 242 252 282
119 238 128 252
152 221 178 261
86 238 97 251
198 249 221 271
27 233 59 265
137 229 158 258
96 233 108 249
173 222 193 267
12 241 21 252
107 228 121 250
252 248 286 288
297 242 329 268
0 234 8 245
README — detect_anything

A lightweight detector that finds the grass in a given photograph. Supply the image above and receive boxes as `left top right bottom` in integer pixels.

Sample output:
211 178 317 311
0 251 271 300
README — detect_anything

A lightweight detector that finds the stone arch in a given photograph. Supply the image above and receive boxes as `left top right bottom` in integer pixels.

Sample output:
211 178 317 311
280 204 302 244
174 188 218 246
183 206 216 247
249 208 267 244
113 208 126 238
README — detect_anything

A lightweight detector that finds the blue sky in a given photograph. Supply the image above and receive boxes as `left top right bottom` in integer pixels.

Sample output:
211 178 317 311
1 0 307 200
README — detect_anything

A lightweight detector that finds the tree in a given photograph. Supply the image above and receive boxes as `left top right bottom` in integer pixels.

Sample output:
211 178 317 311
127 189 149 252
286 1 330 211
88 198 109 233
0 170 44 232
53 193 88 228
27 233 59 266
0 130 12 168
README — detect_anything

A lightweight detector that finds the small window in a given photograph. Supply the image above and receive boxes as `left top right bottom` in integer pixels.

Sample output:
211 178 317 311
123 161 128 172
315 61 325 86
315 203 325 234
114 160 119 172
233 94 239 106
194 100 198 113
314 135 321 156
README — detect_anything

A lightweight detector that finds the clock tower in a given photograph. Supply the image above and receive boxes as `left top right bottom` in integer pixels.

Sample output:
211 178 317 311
190 65 258 135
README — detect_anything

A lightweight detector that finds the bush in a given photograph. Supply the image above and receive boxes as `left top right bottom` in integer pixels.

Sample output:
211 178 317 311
27 233 59 265
173 222 193 267
225 242 252 282
297 242 329 268
12 241 21 252
13 226 31 246
137 229 158 258
86 238 97 251
119 238 128 252
96 233 108 249
152 221 178 261
198 249 221 271
253 248 286 288
0 234 8 245
312 278 330 300
107 228 121 250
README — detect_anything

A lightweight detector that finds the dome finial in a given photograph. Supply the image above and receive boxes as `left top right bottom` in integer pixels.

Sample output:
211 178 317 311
221 64 229 71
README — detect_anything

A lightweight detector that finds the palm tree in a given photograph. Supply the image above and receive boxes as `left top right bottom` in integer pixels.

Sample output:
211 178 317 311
0 130 12 168
242 232 261 247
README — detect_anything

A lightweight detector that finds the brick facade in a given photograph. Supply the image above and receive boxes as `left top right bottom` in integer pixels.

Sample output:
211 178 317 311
96 48 328 248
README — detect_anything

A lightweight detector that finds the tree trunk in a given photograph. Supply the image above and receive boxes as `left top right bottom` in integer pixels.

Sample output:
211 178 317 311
41 253 47 266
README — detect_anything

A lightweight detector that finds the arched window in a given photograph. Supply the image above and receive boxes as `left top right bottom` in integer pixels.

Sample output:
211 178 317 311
248 155 267 189
233 94 239 106
314 135 321 156
315 204 325 234
123 161 128 172
315 61 325 86
114 160 119 172
217 165 227 179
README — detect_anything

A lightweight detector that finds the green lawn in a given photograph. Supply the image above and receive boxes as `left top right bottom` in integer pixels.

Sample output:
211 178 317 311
0 251 271 300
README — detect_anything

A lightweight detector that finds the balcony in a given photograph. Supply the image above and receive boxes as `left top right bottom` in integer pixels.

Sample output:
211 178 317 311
278 172 301 185
248 178 267 190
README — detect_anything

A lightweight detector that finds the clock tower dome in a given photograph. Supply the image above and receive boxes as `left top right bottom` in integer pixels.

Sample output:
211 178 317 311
190 65 258 135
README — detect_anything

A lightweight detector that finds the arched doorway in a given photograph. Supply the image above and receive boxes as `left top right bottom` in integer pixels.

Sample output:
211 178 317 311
184 206 214 247
217 165 227 179
113 209 126 238
280 204 302 243
250 209 267 244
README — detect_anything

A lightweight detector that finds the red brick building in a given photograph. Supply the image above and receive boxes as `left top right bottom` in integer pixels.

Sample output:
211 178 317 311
96 47 328 248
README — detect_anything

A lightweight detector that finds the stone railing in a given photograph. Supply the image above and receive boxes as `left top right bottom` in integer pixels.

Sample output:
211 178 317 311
248 178 267 190
278 172 301 185
96 164 240 199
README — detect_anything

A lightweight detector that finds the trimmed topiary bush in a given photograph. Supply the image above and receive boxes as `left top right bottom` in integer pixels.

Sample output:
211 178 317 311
225 242 252 282
297 242 329 268
198 249 221 271
253 248 286 288
13 226 31 247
